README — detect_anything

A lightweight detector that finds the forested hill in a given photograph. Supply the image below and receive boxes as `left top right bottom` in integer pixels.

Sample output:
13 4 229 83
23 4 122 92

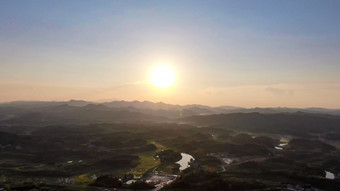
181 112 340 137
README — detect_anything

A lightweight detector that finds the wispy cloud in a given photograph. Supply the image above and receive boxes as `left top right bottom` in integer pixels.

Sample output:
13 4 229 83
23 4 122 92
200 87 226 95
265 87 294 96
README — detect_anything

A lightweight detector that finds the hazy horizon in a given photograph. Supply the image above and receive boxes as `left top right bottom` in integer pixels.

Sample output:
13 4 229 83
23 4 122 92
1 0 340 108
1 99 340 110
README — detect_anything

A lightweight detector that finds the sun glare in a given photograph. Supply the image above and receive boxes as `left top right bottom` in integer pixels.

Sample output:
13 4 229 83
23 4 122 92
150 65 175 89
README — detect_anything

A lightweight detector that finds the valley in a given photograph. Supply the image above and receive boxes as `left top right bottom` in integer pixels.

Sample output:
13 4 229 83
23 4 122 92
0 101 340 190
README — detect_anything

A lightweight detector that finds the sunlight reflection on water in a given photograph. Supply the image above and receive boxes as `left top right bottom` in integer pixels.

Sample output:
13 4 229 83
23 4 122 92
176 153 194 171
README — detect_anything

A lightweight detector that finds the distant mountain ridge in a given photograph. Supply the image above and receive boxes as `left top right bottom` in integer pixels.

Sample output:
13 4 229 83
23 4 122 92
1 100 340 140
1 100 340 116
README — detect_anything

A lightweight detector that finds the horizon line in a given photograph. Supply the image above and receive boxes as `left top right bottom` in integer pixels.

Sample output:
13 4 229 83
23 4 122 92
0 99 339 110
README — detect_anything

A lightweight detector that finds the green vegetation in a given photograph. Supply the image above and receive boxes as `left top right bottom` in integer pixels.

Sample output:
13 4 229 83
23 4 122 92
126 142 165 175
1 102 340 190
158 150 182 163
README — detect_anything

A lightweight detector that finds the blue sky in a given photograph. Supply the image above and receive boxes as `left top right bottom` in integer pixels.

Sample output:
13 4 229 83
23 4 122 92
1 0 340 108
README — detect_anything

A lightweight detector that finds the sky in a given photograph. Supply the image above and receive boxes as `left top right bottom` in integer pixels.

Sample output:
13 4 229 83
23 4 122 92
1 0 340 108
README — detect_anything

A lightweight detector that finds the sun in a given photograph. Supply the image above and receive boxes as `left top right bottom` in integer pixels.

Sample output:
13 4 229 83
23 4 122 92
150 65 175 89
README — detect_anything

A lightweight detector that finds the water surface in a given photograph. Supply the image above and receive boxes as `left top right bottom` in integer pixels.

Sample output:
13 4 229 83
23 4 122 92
325 170 335 179
176 153 194 171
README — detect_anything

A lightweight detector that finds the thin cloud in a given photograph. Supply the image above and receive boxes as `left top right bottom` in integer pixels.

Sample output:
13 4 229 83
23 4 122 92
265 87 294 96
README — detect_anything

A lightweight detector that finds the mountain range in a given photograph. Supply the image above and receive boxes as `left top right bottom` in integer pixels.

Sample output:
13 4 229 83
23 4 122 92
1 99 340 116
